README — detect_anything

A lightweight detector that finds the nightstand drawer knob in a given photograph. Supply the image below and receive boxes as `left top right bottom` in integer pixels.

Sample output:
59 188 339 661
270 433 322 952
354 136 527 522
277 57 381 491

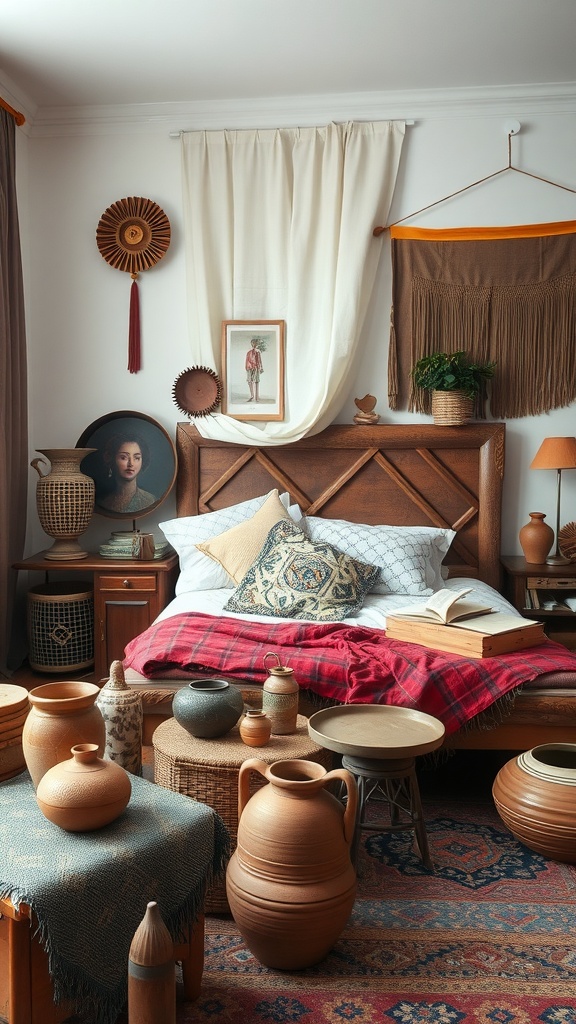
122 579 131 588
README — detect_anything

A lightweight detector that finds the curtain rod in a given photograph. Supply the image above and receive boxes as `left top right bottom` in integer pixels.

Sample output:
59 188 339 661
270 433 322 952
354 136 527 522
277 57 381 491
0 96 25 126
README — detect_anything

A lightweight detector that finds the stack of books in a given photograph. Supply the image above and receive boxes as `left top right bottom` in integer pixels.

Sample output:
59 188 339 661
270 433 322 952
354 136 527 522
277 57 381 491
386 588 546 658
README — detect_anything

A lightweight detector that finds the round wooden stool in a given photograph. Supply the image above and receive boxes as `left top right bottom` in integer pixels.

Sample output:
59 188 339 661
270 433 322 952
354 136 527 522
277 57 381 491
308 705 445 870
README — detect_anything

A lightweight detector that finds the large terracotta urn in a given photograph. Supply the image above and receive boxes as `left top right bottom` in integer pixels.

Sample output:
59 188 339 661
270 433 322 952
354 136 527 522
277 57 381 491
493 743 576 862
36 742 131 831
226 758 357 969
22 680 106 789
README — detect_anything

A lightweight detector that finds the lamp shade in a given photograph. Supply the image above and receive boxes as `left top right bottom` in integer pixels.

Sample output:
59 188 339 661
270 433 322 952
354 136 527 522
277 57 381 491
530 436 576 470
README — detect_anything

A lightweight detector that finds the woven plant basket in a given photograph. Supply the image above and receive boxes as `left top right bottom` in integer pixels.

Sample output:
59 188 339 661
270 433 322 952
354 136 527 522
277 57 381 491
431 390 474 426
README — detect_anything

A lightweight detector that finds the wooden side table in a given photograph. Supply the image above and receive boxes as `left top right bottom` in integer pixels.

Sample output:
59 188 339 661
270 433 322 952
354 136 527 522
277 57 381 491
501 555 576 650
153 715 334 912
13 550 178 680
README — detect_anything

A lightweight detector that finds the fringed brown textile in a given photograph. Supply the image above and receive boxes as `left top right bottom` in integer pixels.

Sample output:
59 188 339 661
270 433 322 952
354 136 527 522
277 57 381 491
389 227 576 418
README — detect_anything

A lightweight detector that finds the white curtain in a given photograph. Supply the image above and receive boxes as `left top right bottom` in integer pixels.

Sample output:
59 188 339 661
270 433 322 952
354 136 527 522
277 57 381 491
181 121 405 444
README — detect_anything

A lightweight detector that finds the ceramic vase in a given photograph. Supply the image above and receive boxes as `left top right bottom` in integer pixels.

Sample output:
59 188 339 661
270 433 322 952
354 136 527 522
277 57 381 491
22 680 106 789
30 448 96 560
96 660 143 775
36 742 132 831
518 512 554 564
492 743 576 862
128 901 175 1024
261 652 299 734
226 757 358 969
172 679 244 739
239 709 272 747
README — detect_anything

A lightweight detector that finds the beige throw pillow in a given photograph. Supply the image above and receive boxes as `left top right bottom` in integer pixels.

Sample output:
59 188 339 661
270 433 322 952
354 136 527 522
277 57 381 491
196 489 293 584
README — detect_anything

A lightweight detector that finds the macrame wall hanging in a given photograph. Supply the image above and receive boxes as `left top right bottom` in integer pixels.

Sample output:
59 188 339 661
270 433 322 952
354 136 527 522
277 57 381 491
96 197 171 373
373 125 576 419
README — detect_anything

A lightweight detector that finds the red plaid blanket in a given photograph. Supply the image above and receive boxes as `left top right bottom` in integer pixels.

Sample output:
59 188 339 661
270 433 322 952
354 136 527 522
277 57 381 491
123 612 576 735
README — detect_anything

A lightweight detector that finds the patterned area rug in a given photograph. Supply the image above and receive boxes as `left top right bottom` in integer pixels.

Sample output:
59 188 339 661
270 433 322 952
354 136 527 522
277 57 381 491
178 792 576 1024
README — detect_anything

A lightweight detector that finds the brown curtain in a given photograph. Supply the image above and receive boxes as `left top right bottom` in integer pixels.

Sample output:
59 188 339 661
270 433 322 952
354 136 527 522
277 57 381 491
388 222 576 418
0 108 28 672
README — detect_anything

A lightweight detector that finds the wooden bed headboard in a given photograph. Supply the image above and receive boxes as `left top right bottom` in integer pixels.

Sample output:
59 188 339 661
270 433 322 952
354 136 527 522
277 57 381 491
175 422 505 591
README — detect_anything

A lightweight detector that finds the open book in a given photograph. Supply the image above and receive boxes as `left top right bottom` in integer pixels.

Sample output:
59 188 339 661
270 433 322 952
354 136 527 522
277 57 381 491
391 588 493 624
390 588 541 636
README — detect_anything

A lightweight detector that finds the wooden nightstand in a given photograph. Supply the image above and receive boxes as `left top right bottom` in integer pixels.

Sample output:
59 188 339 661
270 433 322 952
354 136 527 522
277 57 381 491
501 555 576 650
13 551 178 680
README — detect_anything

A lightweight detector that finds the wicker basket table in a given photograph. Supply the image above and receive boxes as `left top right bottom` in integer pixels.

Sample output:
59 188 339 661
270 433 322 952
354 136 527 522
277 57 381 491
153 715 333 912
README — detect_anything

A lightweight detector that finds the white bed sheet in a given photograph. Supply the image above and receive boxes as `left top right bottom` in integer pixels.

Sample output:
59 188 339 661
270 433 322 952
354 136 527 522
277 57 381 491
154 577 519 631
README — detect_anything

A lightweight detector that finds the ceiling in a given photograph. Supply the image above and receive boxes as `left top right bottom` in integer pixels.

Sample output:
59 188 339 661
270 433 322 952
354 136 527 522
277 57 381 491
1 0 576 114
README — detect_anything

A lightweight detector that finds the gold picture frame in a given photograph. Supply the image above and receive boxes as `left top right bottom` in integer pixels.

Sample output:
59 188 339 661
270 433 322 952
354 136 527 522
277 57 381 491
221 320 285 421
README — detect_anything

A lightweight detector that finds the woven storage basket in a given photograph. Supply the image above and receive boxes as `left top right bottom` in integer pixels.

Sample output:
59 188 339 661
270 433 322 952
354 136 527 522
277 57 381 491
27 582 94 673
153 713 333 913
431 390 474 426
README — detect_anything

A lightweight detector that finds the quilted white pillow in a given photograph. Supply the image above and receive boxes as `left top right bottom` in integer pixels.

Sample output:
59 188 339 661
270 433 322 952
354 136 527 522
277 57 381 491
160 490 302 594
304 517 455 596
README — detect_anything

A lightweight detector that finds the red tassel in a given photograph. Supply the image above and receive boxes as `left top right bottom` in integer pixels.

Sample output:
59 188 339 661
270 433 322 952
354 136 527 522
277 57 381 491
128 276 141 373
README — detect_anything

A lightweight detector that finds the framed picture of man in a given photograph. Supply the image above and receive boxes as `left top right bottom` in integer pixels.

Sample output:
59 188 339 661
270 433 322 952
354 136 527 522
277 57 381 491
221 320 285 421
77 411 177 519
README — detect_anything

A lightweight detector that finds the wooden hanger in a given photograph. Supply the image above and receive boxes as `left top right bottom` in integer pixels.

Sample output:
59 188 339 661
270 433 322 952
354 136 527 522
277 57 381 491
373 123 576 236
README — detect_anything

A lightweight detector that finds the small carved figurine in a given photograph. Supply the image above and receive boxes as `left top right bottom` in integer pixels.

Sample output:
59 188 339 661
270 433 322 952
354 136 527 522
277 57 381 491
353 394 380 425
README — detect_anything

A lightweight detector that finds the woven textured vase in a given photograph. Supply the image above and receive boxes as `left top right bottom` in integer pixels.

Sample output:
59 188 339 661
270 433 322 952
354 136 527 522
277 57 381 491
31 448 96 560
431 390 474 426
493 743 576 862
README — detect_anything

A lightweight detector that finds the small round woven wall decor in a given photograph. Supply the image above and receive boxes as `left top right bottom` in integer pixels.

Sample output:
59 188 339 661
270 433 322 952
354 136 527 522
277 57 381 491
172 366 222 417
96 196 171 373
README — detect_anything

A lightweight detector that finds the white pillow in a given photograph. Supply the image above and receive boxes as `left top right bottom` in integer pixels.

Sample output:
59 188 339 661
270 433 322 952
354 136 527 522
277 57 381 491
160 491 302 594
304 517 455 596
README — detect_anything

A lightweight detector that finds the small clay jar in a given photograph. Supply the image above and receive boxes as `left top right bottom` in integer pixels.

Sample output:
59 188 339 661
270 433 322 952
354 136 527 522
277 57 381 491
36 742 132 832
239 709 272 747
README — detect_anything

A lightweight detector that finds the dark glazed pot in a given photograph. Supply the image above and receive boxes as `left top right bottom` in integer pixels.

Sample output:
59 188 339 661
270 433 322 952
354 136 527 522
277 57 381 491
172 679 244 738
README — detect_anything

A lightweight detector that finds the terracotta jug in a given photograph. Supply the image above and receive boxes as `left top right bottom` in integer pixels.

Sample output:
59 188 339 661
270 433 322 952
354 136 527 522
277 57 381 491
128 901 175 1024
226 757 357 969
493 743 576 862
22 680 106 789
262 652 299 734
36 742 132 831
518 512 554 564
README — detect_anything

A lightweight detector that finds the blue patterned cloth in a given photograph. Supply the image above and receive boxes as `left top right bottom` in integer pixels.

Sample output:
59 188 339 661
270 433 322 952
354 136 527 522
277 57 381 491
0 771 229 1024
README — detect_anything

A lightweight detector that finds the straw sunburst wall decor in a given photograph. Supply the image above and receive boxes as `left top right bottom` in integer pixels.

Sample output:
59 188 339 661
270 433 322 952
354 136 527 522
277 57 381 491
96 197 171 373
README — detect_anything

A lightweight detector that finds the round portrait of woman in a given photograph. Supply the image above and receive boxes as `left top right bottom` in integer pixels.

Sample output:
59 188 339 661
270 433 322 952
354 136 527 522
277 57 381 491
77 411 177 519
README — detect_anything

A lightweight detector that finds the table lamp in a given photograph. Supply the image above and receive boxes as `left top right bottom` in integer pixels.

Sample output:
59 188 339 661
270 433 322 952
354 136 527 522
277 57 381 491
530 436 576 564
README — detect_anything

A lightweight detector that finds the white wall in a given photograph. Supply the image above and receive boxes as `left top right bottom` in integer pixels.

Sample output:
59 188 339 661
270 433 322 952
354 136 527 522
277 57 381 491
15 100 576 562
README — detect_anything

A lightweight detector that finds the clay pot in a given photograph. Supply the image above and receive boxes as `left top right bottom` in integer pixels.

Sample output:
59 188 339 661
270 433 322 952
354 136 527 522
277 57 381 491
172 679 244 739
128 901 175 1024
262 652 299 735
22 680 106 789
519 512 554 564
96 660 143 775
36 743 131 831
226 758 357 969
493 743 576 862
239 709 272 747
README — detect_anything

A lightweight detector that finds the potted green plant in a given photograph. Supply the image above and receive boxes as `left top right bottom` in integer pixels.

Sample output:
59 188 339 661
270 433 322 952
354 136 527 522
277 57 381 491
411 350 496 424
